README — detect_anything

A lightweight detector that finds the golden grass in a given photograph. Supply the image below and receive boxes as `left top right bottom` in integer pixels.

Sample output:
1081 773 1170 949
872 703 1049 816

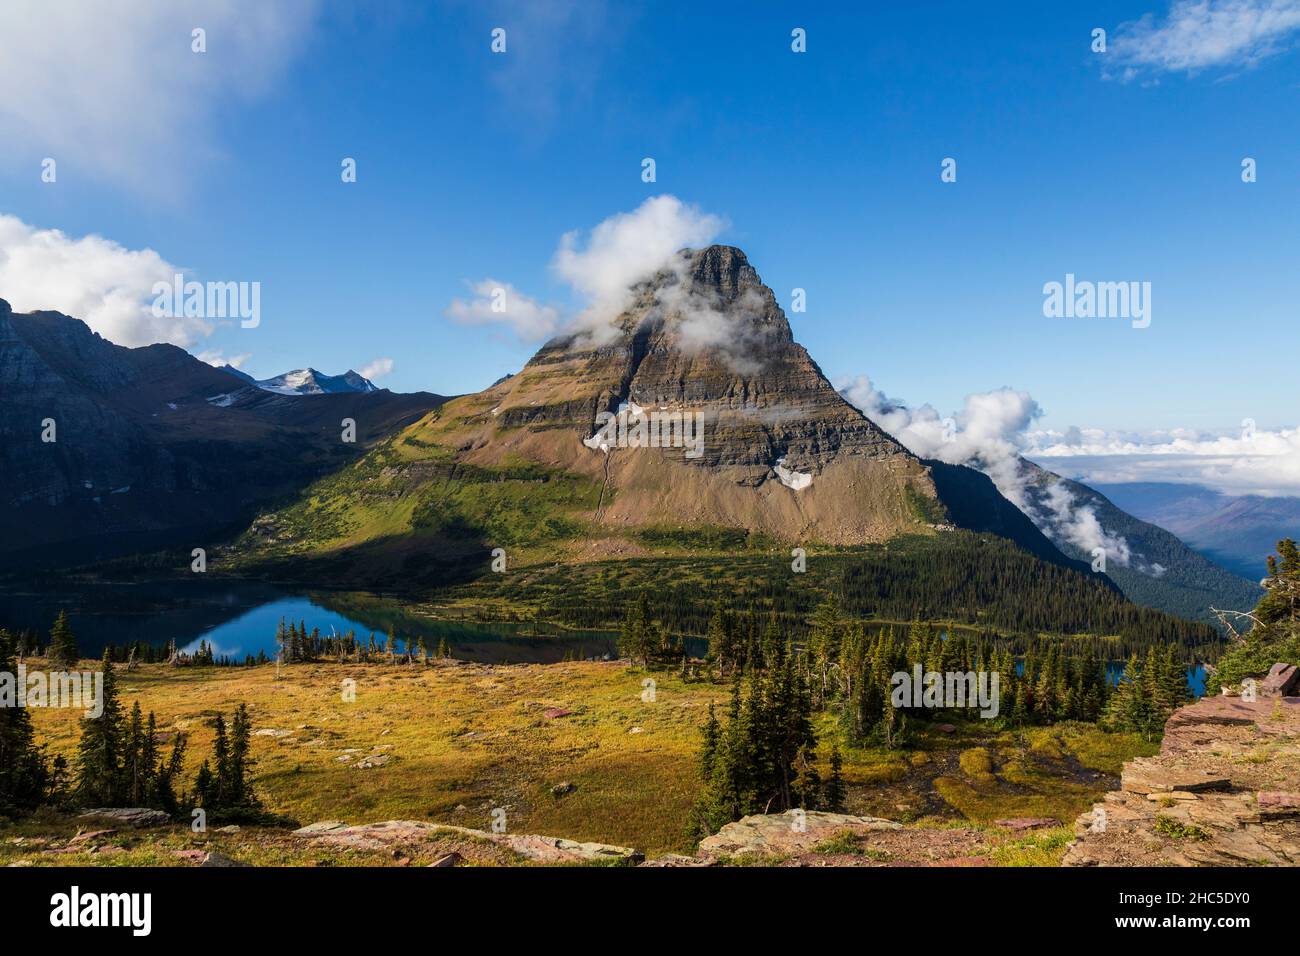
14 659 1150 865
25 658 728 857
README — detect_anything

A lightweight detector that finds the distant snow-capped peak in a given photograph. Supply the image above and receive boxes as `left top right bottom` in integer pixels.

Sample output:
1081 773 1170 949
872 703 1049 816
218 366 378 395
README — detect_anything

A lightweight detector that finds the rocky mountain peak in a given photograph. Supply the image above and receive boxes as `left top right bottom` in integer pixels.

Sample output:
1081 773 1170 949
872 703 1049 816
686 244 756 298
481 245 905 478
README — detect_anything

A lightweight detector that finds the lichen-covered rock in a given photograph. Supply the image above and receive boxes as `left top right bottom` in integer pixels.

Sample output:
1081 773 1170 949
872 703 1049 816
697 810 901 859
78 808 170 828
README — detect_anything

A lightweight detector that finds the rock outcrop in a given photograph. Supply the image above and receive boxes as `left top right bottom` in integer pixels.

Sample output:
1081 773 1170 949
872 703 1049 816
685 809 1011 866
78 808 171 828
1064 690 1300 866
698 810 902 858
293 820 643 865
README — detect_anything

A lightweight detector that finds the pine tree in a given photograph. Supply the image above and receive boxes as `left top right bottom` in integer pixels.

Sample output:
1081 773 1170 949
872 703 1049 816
1102 654 1152 736
797 746 822 810
140 712 160 803
47 611 79 669
212 714 231 805
825 746 846 812
155 732 187 815
194 760 215 808
74 651 125 806
699 704 720 784
228 703 256 809
760 616 785 670
0 629 50 817
706 603 738 675
124 701 146 804
619 595 656 667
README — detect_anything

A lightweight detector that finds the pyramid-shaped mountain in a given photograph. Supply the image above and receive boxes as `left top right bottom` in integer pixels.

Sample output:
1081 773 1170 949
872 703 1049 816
239 245 1067 571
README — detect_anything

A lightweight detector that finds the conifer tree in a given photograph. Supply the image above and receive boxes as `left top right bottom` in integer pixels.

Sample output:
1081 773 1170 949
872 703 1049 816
228 703 256 808
212 714 231 803
706 603 738 675
155 731 187 815
1102 654 1152 736
194 760 215 808
74 651 125 806
124 701 146 804
0 629 49 817
699 704 720 783
47 611 80 669
825 746 846 812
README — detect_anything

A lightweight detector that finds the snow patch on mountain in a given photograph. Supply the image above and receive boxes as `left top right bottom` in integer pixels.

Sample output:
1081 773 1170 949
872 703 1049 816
774 457 813 491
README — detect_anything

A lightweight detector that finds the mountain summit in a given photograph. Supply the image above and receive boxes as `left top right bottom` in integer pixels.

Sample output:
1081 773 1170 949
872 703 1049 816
239 246 1066 572
501 245 903 472
249 368 378 395
218 365 379 395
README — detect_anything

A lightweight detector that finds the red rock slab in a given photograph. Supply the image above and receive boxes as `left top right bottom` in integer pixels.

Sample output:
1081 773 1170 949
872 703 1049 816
993 817 1060 831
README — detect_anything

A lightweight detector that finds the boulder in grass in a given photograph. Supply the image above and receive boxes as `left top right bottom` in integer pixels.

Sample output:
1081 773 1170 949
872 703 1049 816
78 808 169 828
993 817 1059 832
698 810 901 858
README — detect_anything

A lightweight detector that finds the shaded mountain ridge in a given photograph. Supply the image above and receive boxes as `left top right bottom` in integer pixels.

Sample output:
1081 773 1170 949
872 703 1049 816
0 298 444 568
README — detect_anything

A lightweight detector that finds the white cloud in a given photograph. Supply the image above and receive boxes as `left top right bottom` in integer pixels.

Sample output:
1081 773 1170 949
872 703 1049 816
1026 424 1300 497
359 357 394 381
1105 0 1300 80
0 0 320 192
196 350 251 369
446 279 562 342
551 195 727 341
837 375 1140 568
0 213 211 347
447 195 727 345
838 375 1040 506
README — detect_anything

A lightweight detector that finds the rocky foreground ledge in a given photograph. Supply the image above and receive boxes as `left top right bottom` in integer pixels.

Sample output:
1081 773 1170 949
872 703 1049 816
293 820 643 866
1064 693 1300 866
292 811 1029 867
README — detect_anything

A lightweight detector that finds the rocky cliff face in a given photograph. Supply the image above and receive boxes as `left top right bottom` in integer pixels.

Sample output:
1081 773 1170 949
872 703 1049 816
1065 688 1300 866
495 245 904 472
391 245 1070 552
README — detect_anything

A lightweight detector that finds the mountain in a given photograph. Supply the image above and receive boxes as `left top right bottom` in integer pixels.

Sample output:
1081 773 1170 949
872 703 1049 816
1091 481 1300 581
217 364 256 385
0 299 445 568
212 364 379 395
235 246 1089 582
252 368 378 395
1020 462 1262 624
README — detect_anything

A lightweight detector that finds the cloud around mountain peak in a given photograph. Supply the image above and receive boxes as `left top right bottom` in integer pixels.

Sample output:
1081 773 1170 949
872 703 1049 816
446 195 727 345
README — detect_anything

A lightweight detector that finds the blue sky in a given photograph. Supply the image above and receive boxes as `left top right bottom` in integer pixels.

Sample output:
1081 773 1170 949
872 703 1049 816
2 0 1298 447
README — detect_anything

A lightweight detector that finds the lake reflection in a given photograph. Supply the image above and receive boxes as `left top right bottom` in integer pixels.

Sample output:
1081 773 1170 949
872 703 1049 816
0 579 618 664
